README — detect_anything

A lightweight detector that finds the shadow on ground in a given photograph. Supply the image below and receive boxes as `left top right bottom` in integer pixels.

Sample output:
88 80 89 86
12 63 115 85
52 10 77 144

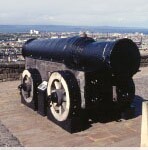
81 95 145 131
133 95 145 117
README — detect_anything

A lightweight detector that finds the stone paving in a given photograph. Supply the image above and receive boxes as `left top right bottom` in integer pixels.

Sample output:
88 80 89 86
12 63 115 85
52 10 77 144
0 121 22 147
0 67 148 147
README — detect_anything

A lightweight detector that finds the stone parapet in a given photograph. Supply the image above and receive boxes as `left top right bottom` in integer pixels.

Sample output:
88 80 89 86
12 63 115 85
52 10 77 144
0 62 25 82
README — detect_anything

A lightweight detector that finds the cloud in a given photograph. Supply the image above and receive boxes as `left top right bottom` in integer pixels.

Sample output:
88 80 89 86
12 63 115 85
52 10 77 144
0 0 148 27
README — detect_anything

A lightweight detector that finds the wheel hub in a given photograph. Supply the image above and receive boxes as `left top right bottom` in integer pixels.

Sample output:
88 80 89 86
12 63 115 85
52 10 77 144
21 70 34 104
22 76 32 92
51 89 65 106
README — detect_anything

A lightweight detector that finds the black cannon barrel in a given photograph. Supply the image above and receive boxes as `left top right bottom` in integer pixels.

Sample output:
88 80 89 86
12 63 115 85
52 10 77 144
22 36 140 77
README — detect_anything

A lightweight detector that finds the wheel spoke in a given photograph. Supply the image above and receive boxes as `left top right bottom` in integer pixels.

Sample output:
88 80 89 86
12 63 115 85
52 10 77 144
62 102 66 110
59 106 61 115
53 102 57 107
54 106 59 112
62 95 66 102
54 81 62 89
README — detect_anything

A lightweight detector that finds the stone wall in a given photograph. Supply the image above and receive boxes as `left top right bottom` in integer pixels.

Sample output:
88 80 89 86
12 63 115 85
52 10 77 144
0 62 25 82
141 55 148 67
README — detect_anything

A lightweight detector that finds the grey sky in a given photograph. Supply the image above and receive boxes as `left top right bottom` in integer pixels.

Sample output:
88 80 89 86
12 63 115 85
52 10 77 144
0 0 148 27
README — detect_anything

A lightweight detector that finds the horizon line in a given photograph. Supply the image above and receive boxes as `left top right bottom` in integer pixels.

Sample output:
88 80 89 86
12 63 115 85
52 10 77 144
0 24 147 29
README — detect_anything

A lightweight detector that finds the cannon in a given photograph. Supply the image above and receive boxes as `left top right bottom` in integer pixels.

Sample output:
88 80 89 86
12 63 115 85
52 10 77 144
19 36 141 133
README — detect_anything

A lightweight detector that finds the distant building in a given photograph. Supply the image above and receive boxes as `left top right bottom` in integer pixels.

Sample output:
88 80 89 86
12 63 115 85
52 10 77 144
30 30 39 35
51 36 58 39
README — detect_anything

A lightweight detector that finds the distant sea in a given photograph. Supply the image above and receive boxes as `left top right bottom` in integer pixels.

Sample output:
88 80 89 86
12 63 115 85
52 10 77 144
0 25 148 34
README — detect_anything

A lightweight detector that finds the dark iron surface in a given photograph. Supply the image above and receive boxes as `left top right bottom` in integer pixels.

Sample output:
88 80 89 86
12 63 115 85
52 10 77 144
22 36 140 77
